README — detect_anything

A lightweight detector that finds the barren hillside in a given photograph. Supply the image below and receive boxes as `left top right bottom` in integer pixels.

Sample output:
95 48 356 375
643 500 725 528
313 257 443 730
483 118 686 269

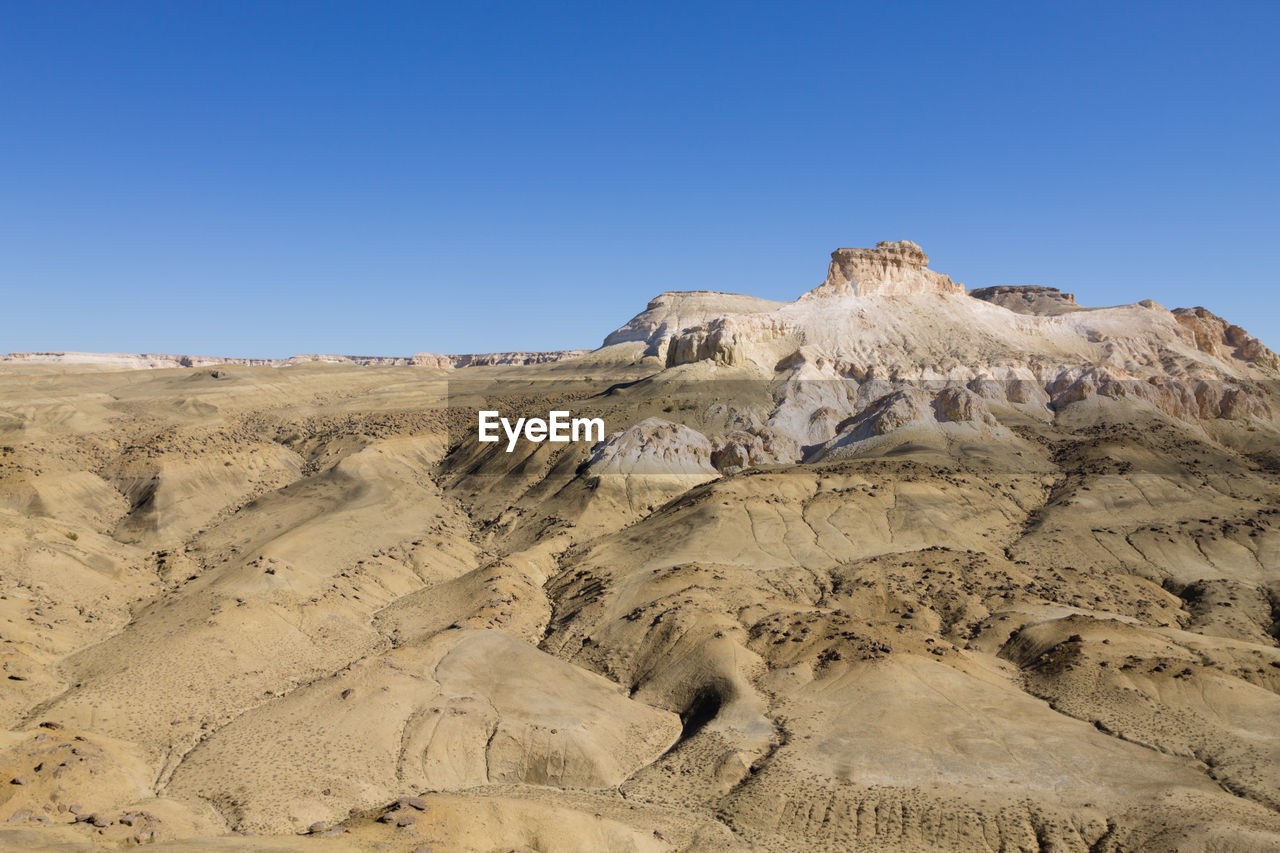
2 243 1279 851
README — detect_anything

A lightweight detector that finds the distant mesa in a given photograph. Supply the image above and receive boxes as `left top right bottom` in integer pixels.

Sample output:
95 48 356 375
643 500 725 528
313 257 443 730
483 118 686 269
0 350 588 370
408 350 589 369
969 285 1083 316
6 240 1278 381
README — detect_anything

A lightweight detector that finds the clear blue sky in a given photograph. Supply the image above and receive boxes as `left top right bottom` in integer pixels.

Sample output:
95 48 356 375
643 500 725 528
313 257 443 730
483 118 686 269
2 1 1277 357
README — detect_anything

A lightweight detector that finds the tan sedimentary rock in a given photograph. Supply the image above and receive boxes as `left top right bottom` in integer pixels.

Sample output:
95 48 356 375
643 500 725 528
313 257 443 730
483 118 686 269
970 284 1083 315
409 350 589 368
633 242 1279 441
710 426 802 470
1174 306 1280 370
663 313 797 368
602 291 784 359
802 239 965 298
586 418 718 479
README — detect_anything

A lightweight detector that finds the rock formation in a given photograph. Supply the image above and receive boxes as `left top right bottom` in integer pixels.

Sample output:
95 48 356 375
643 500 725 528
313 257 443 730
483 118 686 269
969 284 1083 315
586 418 718 479
601 291 785 360
802 239 966 298
630 242 1280 441
1174 306 1280 370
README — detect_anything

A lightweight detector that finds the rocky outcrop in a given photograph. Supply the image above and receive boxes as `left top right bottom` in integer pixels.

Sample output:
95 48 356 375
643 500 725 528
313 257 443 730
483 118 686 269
1174 307 1280 370
806 386 1010 461
710 426 802 470
585 418 718 478
639 242 1276 440
602 291 784 359
932 385 1003 427
802 240 965 299
833 388 936 440
664 314 797 368
526 243 1280 449
968 376 1051 407
969 285 1083 315
1045 368 1274 422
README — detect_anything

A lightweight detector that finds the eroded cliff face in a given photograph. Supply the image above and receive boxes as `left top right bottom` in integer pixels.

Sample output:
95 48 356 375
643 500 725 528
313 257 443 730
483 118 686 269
803 239 966 298
633 240 1273 383
601 291 786 361
1174 306 1280 371
589 241 1280 472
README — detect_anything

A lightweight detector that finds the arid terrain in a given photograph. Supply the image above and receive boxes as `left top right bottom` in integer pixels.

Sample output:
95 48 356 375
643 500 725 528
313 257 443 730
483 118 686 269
2 242 1279 851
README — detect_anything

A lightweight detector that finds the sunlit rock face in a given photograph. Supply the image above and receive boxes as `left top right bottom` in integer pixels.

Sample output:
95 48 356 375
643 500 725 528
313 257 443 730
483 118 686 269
637 241 1278 441
586 417 718 479
602 291 786 361
1174 306 1280 371
802 240 965 298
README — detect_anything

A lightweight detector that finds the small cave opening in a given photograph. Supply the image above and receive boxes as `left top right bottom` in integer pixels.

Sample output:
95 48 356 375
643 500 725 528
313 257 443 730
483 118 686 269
679 686 723 743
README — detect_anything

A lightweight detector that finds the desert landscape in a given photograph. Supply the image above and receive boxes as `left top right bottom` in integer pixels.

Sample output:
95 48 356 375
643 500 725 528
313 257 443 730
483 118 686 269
0 241 1277 851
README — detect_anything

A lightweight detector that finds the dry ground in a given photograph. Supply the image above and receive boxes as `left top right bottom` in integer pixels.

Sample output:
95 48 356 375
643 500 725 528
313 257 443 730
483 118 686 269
1 357 1279 852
